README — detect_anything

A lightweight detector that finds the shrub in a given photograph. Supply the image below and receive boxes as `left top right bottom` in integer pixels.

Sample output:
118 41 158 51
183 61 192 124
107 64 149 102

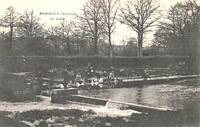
0 74 15 101
35 120 48 127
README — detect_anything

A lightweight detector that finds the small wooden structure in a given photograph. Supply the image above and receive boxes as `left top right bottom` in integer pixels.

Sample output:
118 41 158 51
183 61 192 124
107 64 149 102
51 88 78 103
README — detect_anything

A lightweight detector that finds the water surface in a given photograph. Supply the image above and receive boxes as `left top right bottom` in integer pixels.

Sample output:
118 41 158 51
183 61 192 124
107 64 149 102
79 79 200 127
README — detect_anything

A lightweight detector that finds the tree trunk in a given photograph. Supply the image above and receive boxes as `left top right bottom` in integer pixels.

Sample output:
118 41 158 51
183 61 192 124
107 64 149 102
182 37 187 57
138 44 143 57
137 32 143 57
109 28 113 57
9 25 13 54
65 32 71 55
67 37 71 55
140 31 143 57
94 37 98 55
76 41 80 55
94 22 99 55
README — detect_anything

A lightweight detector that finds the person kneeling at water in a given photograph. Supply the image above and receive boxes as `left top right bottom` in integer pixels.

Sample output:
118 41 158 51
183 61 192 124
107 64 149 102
109 71 115 80
74 73 84 87
143 66 150 79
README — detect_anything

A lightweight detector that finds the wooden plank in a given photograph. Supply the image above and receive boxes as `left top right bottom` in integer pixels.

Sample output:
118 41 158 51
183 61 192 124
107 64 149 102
67 95 175 113
106 100 175 113
123 75 200 83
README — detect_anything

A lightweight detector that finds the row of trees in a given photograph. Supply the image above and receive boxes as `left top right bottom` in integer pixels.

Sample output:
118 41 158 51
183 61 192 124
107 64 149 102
0 0 199 57
153 0 200 56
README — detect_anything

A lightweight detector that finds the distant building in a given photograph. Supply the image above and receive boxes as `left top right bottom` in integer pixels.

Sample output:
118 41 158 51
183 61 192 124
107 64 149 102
113 45 124 53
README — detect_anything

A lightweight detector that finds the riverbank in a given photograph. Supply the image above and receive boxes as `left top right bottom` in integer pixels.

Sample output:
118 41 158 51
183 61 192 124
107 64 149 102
0 100 185 127
0 96 142 127
0 96 139 117
0 79 199 127
0 100 196 127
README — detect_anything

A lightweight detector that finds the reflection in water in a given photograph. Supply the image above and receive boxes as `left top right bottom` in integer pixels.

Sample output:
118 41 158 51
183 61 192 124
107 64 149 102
79 79 200 127
136 87 143 104
79 80 199 110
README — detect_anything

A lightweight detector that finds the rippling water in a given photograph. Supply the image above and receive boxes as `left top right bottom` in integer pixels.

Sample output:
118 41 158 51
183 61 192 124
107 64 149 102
79 79 200 127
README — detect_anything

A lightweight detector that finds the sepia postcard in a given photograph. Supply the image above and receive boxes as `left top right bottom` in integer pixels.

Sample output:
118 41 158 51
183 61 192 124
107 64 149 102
0 0 199 127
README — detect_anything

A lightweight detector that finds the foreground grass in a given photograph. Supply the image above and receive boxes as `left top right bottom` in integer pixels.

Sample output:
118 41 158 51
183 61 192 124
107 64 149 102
15 109 136 127
0 94 43 103
0 111 28 127
0 107 198 127
11 109 193 127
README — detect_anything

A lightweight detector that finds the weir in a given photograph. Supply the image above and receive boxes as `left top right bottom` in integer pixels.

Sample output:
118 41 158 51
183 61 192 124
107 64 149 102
66 95 108 106
105 99 174 113
63 94 175 113
122 75 200 87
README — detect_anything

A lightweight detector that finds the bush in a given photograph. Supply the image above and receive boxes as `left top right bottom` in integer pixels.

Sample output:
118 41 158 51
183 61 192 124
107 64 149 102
35 120 48 127
0 73 43 102
0 113 29 127
0 74 15 101
17 109 95 122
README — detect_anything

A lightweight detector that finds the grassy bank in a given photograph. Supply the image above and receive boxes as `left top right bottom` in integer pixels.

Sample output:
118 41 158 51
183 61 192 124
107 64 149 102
8 108 197 127
0 111 28 127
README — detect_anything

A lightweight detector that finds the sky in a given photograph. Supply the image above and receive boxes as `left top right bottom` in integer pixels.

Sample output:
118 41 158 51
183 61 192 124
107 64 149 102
0 0 186 46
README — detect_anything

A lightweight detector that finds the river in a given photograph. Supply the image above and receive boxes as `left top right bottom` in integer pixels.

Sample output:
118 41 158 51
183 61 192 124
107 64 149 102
79 79 200 127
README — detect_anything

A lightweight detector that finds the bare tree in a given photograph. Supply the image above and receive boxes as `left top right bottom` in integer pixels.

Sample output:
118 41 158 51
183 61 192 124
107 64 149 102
186 0 200 56
59 20 76 55
78 0 105 55
119 0 161 57
154 0 200 56
101 0 120 57
46 26 62 55
167 3 190 56
71 28 87 55
0 6 19 53
16 10 45 55
16 10 44 42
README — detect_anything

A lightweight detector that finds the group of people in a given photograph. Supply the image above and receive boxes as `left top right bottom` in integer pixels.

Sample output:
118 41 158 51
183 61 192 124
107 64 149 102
62 63 116 88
